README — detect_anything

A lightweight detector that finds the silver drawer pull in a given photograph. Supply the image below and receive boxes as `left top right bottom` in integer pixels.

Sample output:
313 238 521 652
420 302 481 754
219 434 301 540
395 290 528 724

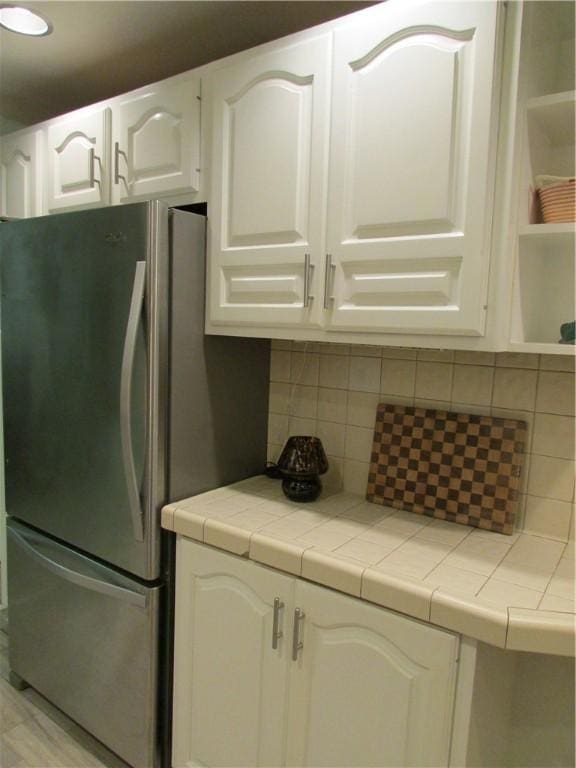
323 253 335 309
272 597 284 650
88 148 96 188
303 254 314 308
292 607 305 661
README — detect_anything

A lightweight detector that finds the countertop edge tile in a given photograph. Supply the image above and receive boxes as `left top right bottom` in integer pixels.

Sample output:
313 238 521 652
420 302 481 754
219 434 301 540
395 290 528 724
361 568 433 622
430 589 508 648
173 509 205 542
160 505 175 531
204 518 251 556
507 608 576 657
301 548 364 597
166 477 574 655
250 533 308 576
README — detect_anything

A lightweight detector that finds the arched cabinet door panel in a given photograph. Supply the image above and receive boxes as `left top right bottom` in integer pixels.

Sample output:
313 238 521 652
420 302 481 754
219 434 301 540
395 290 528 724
207 34 331 329
325 0 500 336
47 108 110 212
286 580 459 768
172 539 294 768
111 76 200 204
0 129 43 218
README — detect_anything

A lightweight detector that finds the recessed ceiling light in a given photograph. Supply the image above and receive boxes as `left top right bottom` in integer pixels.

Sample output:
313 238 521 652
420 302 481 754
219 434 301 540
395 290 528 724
0 4 52 36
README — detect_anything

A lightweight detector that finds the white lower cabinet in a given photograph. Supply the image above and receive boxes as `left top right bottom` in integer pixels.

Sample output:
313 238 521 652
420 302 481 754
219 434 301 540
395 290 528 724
172 539 460 768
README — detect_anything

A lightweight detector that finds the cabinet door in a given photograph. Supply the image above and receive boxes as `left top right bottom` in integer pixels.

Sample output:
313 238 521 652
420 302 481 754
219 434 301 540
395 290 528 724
111 77 200 204
172 539 294 768
206 35 330 330
286 581 459 767
325 0 500 335
46 107 110 212
0 129 43 218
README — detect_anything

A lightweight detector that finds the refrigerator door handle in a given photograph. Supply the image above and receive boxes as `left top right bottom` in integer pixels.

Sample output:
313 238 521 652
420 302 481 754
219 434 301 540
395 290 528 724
120 260 146 543
9 525 148 609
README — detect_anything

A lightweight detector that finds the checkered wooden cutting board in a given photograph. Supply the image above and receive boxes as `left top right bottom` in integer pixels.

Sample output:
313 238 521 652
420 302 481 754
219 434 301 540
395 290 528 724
366 404 527 535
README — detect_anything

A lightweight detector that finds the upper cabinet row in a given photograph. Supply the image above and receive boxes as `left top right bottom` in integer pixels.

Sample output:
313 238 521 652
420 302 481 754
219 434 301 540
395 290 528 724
1 0 574 353
206 0 501 339
0 73 200 217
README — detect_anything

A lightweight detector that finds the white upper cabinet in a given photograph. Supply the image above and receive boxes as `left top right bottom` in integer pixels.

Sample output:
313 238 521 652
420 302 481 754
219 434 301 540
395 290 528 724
325 0 500 336
110 76 200 204
46 107 111 212
45 75 201 214
207 35 331 329
0 129 43 219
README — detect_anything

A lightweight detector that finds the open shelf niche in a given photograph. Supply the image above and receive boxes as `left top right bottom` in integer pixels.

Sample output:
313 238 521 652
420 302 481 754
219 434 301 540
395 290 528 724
509 1 575 354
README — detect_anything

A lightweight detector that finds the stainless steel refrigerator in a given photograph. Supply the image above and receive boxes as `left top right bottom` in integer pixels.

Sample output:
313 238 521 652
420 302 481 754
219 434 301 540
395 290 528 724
0 201 270 768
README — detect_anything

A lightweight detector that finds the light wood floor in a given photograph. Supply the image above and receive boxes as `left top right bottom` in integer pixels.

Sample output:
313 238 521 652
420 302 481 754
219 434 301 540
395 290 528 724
0 620 129 768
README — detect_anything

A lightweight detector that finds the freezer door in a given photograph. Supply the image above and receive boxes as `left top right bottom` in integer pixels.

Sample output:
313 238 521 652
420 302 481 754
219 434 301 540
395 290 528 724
0 202 167 578
7 520 161 768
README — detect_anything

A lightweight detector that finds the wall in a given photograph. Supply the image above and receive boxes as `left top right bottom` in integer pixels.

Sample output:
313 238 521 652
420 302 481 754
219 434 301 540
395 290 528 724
267 341 575 544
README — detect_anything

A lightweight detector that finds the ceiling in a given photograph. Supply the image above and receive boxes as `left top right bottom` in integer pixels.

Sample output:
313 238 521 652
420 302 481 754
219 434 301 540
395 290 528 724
0 1 376 131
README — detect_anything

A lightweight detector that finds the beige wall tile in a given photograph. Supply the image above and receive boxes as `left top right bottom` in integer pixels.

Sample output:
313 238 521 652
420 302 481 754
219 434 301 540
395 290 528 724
290 352 319 386
270 350 291 382
345 425 374 462
350 344 382 357
532 413 575 460
267 442 282 462
269 382 291 414
322 457 344 494
452 364 494 406
289 384 318 419
319 353 350 389
415 398 451 411
528 456 575 502
271 339 292 350
536 371 576 416
346 391 380 428
267 412 288 445
524 497 574 541
454 351 496 366
317 387 348 423
492 368 538 411
381 347 418 360
380 359 416 398
415 361 453 401
291 341 320 353
496 352 539 369
316 420 346 458
317 342 350 355
343 459 370 495
417 349 454 363
287 416 316 436
539 355 576 373
348 355 382 393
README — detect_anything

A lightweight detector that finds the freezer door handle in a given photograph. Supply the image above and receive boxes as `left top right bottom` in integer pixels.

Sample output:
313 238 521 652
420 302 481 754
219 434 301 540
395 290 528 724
8 525 148 608
120 260 146 543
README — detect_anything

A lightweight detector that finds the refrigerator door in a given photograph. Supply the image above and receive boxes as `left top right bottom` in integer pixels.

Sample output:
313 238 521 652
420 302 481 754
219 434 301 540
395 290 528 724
0 202 167 578
7 519 161 768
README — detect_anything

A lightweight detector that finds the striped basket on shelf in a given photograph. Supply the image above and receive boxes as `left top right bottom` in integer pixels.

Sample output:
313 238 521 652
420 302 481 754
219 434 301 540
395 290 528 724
535 175 576 223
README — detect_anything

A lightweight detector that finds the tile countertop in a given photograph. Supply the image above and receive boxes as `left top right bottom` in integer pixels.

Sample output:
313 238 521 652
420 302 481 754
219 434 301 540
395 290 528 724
162 476 575 657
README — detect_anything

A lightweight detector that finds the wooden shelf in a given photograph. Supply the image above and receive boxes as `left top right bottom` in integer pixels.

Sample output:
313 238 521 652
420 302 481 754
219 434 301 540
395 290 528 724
508 341 575 356
519 223 575 237
526 91 576 146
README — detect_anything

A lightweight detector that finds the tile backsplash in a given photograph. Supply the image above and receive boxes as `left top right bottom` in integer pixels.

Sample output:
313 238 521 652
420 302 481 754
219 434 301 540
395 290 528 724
267 342 576 543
